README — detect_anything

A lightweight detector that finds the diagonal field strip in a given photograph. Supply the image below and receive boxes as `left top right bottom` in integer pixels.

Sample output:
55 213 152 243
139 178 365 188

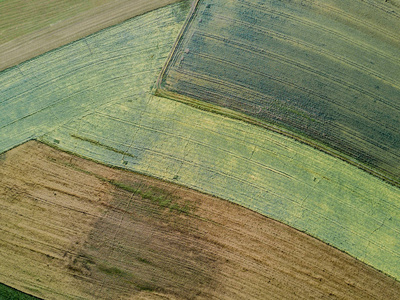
157 0 400 186
2 141 400 299
1 0 400 285
41 94 400 281
0 0 184 71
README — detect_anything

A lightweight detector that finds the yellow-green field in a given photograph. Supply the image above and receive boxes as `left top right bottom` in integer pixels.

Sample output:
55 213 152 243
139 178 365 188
1 0 400 295
158 0 400 186
0 283 39 299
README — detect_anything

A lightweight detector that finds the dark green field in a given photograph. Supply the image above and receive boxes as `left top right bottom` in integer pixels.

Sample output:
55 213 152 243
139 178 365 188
158 0 400 185
0 283 40 300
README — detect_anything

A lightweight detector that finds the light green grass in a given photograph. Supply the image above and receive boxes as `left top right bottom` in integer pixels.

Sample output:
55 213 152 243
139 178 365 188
0 2 189 153
0 0 399 284
158 0 400 185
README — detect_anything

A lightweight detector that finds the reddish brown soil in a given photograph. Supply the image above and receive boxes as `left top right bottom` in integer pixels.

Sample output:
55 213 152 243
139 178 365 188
0 141 399 299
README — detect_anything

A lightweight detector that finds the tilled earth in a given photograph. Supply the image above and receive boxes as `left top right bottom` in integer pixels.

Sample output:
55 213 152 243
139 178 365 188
0 141 399 299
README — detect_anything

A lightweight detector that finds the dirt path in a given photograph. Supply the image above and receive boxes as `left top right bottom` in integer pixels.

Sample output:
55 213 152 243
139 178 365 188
0 0 183 71
0 141 399 299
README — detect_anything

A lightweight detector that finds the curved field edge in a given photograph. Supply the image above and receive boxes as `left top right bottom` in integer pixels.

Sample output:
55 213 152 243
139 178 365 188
154 88 400 188
41 93 400 282
1 1 400 282
156 0 400 187
0 0 184 72
1 141 400 299
0 2 191 155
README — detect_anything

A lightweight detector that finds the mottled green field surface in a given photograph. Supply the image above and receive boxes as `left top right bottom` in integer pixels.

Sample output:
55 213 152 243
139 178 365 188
1 0 400 284
158 0 400 186
0 2 190 153
0 283 39 300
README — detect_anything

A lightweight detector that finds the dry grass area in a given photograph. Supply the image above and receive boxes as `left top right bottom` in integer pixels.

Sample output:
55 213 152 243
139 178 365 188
0 0 182 71
1 141 399 299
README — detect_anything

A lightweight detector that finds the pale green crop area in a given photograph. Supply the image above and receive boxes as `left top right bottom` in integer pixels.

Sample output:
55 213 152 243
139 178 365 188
1 1 400 283
0 2 190 153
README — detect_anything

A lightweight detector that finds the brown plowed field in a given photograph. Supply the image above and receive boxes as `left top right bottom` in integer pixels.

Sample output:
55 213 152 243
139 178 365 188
0 141 399 299
0 0 182 71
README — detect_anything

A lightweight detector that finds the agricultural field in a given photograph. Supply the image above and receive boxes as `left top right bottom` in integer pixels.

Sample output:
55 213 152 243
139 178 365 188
0 2 189 155
0 0 399 283
158 0 400 186
0 283 39 300
1 0 400 298
1 141 400 299
0 0 182 71
42 91 400 282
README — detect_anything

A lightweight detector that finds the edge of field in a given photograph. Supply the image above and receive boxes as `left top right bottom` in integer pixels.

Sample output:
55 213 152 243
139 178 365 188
41 140 400 286
2 140 400 299
0 282 41 300
154 89 399 189
0 0 183 72
40 136 400 285
2 0 400 288
155 0 399 189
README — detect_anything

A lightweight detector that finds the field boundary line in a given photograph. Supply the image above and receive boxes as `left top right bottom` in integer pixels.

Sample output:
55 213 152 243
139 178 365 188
155 85 400 188
71 113 400 237
171 57 399 154
211 13 400 99
156 0 201 93
238 0 400 66
192 30 400 115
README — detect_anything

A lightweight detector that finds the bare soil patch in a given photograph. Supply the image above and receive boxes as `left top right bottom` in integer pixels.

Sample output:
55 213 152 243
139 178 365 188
0 141 399 299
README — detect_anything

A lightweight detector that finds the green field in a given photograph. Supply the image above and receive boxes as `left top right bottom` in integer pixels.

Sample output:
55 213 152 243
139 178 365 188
1 0 400 285
0 2 190 154
0 283 40 300
158 0 400 186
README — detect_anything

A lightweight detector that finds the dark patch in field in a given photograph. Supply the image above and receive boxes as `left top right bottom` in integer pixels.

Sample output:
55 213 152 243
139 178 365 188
69 179 218 299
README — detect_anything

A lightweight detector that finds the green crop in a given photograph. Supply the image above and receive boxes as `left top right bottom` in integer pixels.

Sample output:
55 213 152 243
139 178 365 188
0 1 399 284
158 0 400 185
